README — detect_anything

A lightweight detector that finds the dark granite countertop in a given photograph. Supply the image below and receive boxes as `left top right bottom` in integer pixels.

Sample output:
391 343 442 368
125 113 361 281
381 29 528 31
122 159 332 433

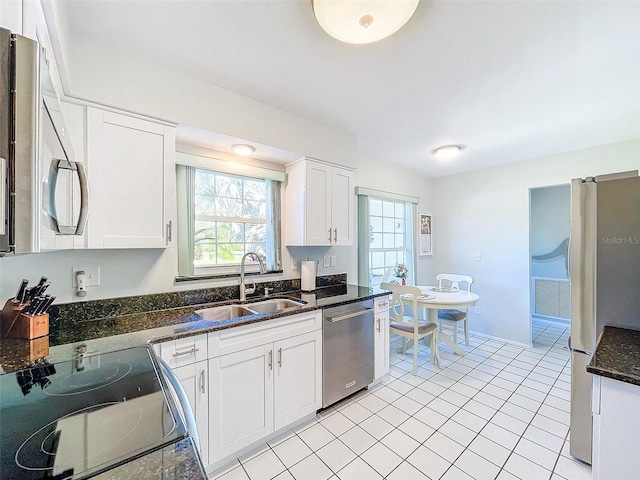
587 325 640 386
92 438 207 480
0 283 384 374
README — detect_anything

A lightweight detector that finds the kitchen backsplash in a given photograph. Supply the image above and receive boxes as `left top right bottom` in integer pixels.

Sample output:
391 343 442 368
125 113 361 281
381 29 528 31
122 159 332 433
49 274 347 325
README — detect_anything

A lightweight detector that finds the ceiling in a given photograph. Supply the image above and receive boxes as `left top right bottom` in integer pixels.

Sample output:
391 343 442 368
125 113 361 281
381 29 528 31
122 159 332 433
51 0 640 177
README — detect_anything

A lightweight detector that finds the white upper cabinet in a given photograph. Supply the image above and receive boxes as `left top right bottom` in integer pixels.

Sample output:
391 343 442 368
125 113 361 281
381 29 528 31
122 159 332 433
86 108 176 249
285 158 354 246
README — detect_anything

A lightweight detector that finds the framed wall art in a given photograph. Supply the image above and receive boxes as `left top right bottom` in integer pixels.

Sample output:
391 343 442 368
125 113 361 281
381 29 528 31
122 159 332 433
418 212 433 256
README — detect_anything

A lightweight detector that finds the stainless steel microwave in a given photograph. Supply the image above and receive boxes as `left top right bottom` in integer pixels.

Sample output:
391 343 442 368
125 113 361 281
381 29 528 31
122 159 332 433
0 27 88 255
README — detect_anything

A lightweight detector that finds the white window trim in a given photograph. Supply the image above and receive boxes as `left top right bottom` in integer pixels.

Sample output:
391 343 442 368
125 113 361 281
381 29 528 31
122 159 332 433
176 164 283 279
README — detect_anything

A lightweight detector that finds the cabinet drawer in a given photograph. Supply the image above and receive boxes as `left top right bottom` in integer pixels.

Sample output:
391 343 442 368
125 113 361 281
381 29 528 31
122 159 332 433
374 295 390 314
158 333 208 368
214 311 321 357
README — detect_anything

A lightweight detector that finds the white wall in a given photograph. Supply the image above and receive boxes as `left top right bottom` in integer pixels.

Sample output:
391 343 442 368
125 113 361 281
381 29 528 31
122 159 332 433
433 139 640 346
59 36 359 170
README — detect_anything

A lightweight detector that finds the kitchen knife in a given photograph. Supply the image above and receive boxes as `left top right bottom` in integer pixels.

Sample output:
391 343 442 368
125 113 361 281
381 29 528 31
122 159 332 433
35 295 55 315
24 297 44 316
34 276 47 291
35 281 51 297
23 287 37 304
14 279 29 304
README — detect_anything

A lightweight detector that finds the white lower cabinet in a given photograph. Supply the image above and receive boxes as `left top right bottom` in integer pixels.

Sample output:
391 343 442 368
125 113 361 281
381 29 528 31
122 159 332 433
209 344 273 460
274 331 322 430
155 333 209 465
208 329 322 463
373 295 390 381
592 375 640 479
157 311 323 471
173 360 209 466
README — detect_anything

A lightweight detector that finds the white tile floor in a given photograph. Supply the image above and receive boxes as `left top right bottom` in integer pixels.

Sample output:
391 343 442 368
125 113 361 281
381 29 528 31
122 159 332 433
211 320 592 480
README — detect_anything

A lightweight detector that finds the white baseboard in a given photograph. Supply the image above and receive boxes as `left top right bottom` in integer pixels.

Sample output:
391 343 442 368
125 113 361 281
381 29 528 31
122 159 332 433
467 329 531 350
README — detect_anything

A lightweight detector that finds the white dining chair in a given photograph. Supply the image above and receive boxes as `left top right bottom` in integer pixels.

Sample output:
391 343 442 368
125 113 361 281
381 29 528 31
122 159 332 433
435 273 474 346
380 282 441 374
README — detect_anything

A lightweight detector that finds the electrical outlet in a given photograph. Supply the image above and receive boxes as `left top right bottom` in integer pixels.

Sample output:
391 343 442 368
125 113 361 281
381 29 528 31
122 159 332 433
323 255 330 268
72 266 100 287
474 306 481 315
290 258 299 270
330 255 337 267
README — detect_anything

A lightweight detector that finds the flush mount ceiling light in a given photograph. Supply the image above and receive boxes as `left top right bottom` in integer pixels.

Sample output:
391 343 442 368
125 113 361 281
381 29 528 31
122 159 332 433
231 144 255 156
312 0 420 45
433 145 463 160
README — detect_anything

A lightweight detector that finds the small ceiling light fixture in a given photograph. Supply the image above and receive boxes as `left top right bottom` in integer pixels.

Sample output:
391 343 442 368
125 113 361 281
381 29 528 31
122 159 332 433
312 0 420 45
433 145 463 160
231 144 256 156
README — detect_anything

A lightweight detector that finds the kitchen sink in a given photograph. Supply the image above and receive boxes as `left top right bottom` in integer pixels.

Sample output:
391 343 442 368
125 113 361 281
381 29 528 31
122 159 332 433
195 298 305 321
245 298 305 313
195 305 256 321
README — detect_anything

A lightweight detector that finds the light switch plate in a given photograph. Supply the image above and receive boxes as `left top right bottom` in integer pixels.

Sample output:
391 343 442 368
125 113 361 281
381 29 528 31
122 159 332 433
475 253 482 262
474 306 481 315
72 266 100 287
330 255 337 267
290 258 299 270
323 255 330 268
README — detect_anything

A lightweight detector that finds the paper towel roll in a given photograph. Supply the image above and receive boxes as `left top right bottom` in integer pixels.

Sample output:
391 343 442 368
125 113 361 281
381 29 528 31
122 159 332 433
301 261 317 291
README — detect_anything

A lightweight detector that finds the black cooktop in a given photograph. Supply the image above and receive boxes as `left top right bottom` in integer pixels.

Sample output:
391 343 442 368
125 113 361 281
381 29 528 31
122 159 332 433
0 345 187 480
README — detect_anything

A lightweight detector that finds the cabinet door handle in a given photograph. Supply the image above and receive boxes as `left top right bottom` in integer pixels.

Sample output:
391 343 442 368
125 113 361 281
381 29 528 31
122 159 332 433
334 228 337 243
278 347 283 367
268 350 273 370
43 159 89 235
199 369 205 394
328 228 332 243
172 347 199 357
377 318 381 332
167 221 173 243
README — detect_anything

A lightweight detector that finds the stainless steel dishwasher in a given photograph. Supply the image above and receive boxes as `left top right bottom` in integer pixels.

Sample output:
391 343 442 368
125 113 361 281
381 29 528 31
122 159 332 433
322 300 374 408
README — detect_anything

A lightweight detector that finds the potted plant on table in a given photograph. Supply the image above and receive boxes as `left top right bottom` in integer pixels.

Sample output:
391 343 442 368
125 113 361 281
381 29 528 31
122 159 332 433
394 263 409 285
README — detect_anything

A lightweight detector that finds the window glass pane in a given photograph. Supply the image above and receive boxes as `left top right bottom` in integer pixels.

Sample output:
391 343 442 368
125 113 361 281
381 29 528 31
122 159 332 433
369 268 385 286
215 197 242 217
371 251 385 268
397 251 405 265
216 222 245 243
370 199 383 216
243 179 266 201
385 251 396 266
382 201 395 217
216 175 242 198
396 218 405 232
382 233 394 248
383 217 395 232
245 223 266 244
395 234 405 248
395 202 404 217
194 221 216 266
370 232 382 248
216 243 245 263
370 216 382 232
243 199 265 218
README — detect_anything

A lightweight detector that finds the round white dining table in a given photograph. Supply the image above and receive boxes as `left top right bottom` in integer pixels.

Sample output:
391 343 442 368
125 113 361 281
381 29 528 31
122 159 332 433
414 285 480 356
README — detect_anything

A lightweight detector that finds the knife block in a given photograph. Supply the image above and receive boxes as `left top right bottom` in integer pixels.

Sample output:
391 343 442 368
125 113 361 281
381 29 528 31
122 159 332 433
0 299 49 339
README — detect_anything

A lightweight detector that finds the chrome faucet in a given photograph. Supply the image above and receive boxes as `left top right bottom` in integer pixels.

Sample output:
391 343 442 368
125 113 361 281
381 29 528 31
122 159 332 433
240 252 267 301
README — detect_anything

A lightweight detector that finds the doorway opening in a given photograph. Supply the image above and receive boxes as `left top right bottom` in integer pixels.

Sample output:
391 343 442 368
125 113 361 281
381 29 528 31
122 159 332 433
529 184 570 348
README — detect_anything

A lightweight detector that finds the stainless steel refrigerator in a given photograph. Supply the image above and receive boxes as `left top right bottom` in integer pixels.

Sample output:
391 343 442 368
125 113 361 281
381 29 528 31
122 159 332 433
569 171 640 464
